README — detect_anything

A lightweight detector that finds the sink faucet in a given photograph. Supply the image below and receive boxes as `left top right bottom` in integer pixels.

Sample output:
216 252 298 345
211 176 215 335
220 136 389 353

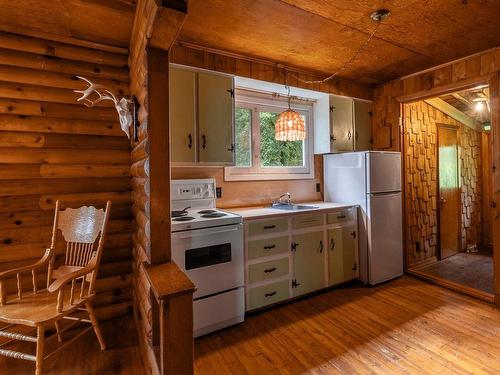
273 192 292 205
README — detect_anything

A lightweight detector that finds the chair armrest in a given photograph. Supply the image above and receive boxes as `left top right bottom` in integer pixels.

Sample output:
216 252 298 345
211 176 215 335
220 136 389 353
47 256 98 293
0 248 53 280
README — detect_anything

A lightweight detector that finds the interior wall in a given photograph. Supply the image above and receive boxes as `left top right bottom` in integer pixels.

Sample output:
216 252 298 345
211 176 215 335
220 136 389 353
0 31 133 320
169 44 372 207
403 100 483 268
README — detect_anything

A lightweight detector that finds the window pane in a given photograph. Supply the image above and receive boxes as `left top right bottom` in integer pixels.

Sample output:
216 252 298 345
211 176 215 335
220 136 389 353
259 111 304 167
235 107 252 167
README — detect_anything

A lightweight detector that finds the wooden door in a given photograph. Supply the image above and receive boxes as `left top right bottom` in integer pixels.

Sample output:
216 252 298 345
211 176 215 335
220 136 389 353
354 100 372 151
438 125 460 259
292 231 325 296
330 96 354 152
169 67 197 163
328 226 357 285
197 72 234 164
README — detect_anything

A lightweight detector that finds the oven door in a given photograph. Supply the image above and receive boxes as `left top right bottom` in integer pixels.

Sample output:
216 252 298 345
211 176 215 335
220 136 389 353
171 224 244 299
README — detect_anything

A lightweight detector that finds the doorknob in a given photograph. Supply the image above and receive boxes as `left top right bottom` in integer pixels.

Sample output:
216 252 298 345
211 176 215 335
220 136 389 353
440 197 447 208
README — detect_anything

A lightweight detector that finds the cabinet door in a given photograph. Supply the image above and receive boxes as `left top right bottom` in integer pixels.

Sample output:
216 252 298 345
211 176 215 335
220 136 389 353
198 72 234 164
330 96 354 152
292 231 325 296
328 226 357 285
354 100 372 151
169 67 197 163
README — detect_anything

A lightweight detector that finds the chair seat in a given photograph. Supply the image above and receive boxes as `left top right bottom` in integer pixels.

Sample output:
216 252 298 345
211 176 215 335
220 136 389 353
0 287 93 327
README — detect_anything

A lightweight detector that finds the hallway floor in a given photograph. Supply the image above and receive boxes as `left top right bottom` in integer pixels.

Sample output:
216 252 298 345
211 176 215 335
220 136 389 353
417 248 493 294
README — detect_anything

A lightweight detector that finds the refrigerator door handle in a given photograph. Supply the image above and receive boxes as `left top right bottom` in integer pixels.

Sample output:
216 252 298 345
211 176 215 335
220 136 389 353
368 191 401 196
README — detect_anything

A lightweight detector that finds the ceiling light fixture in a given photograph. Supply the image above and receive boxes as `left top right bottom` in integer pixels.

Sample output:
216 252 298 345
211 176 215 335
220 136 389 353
475 101 484 111
275 83 306 142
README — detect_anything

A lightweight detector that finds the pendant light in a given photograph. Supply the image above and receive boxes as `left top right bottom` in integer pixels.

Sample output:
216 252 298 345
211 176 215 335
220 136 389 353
275 83 306 141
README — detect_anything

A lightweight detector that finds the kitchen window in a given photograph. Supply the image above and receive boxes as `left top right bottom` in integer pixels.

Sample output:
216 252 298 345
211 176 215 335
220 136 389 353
225 91 314 181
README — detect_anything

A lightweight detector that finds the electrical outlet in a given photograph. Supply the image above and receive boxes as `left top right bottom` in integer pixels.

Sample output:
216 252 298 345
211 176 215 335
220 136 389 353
316 183 321 193
216 187 222 198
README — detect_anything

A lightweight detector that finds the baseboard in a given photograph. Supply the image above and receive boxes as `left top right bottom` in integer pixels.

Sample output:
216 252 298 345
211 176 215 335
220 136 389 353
409 256 438 270
407 269 495 303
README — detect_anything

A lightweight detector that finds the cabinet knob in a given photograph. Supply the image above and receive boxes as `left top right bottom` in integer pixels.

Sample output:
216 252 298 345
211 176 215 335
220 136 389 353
319 240 323 253
330 239 335 251
188 133 192 149
348 130 352 140
351 231 356 238
201 134 207 149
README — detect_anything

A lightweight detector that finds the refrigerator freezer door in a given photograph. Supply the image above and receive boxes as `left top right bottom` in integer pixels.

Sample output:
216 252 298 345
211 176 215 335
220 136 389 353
367 192 403 285
323 152 367 204
366 152 402 193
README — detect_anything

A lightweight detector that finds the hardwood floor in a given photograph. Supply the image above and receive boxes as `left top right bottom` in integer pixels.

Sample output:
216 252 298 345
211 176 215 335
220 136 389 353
194 277 500 375
0 276 499 374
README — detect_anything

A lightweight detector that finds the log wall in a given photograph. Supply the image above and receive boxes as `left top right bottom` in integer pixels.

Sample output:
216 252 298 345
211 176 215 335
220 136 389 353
0 31 133 319
403 100 484 268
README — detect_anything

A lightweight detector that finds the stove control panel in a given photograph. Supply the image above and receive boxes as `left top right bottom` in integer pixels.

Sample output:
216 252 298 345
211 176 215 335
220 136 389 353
171 179 215 201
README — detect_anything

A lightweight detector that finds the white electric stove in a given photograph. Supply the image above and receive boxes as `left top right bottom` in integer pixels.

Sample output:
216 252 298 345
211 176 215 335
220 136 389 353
171 179 244 337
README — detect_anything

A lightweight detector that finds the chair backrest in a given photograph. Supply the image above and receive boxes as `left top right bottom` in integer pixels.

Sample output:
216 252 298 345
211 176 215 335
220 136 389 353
48 201 111 286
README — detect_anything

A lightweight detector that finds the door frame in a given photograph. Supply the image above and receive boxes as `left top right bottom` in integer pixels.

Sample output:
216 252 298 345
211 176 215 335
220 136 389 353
436 123 461 260
398 74 498 304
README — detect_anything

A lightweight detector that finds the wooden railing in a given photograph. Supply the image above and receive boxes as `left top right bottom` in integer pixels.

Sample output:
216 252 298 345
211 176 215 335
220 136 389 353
145 262 195 375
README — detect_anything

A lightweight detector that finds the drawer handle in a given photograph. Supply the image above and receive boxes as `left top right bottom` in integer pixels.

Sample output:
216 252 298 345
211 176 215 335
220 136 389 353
264 267 276 273
263 244 276 250
337 215 346 219
264 291 277 297
263 225 276 230
330 239 335 251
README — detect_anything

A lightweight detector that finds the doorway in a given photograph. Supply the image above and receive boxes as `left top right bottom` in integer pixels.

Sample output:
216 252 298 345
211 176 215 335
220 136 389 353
404 85 494 301
437 125 460 259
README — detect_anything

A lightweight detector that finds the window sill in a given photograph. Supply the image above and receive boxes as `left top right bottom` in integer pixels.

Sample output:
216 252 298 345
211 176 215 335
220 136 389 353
224 167 314 181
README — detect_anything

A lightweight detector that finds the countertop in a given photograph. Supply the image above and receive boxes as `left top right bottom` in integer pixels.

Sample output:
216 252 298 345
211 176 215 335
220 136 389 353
227 201 358 220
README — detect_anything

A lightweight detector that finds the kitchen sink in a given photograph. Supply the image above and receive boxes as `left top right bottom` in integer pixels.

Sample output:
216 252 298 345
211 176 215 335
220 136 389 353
270 203 320 211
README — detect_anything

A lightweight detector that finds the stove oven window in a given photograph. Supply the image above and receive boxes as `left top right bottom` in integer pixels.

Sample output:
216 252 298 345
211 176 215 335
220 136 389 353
185 243 232 270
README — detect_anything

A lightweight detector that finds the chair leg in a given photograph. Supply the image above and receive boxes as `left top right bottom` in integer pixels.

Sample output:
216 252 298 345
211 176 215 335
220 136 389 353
85 301 106 350
35 325 45 375
54 320 63 342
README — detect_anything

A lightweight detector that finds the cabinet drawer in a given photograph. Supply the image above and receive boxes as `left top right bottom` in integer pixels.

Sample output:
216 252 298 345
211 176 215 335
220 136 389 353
292 214 324 229
327 208 355 224
247 280 289 311
248 236 288 260
248 258 289 284
248 218 288 236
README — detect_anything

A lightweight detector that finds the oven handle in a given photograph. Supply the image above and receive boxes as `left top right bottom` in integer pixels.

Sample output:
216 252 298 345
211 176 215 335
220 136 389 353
172 225 241 239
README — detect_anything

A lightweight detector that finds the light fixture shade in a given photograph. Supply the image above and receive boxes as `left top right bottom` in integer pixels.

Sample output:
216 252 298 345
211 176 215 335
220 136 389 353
275 109 306 141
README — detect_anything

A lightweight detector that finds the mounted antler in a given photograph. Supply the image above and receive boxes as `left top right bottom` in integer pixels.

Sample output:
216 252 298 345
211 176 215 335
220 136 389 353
74 76 132 138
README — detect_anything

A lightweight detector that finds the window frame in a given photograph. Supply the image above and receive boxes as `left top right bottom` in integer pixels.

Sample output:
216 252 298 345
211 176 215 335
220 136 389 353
225 92 314 181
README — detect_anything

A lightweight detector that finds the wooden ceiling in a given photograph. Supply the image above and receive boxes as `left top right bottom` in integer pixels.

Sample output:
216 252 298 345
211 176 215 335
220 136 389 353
0 0 136 48
441 87 491 124
0 0 499 84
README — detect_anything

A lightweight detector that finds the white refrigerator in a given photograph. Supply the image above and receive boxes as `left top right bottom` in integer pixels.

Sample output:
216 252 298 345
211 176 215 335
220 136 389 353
323 151 403 285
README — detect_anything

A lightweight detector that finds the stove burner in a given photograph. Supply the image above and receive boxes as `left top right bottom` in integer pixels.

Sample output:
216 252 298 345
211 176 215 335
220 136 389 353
198 209 217 214
173 216 195 222
172 211 188 218
201 212 228 218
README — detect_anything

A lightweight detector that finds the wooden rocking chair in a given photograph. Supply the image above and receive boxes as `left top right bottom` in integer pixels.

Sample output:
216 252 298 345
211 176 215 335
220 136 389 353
0 200 111 374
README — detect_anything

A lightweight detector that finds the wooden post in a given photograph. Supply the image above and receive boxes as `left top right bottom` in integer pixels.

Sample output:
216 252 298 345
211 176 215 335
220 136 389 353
147 47 171 264
489 72 500 306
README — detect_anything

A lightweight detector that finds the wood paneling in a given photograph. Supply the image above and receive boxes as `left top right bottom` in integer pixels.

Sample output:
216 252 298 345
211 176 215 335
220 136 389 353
0 32 132 322
172 155 323 208
403 101 483 267
171 43 373 100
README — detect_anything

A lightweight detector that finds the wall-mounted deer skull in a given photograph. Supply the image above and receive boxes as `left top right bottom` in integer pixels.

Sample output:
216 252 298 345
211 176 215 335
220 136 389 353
74 76 132 138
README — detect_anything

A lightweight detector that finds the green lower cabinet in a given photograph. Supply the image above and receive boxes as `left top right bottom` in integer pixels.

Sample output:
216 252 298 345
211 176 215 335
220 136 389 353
328 226 357 286
247 280 290 311
292 231 325 297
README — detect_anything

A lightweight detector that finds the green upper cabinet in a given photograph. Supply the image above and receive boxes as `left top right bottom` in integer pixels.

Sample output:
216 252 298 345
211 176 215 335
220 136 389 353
327 226 357 286
169 67 197 163
330 96 354 152
292 231 325 296
198 72 234 164
169 66 235 165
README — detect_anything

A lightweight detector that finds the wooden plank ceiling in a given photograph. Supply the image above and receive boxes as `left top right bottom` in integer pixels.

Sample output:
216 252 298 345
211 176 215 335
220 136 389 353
0 0 499 84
